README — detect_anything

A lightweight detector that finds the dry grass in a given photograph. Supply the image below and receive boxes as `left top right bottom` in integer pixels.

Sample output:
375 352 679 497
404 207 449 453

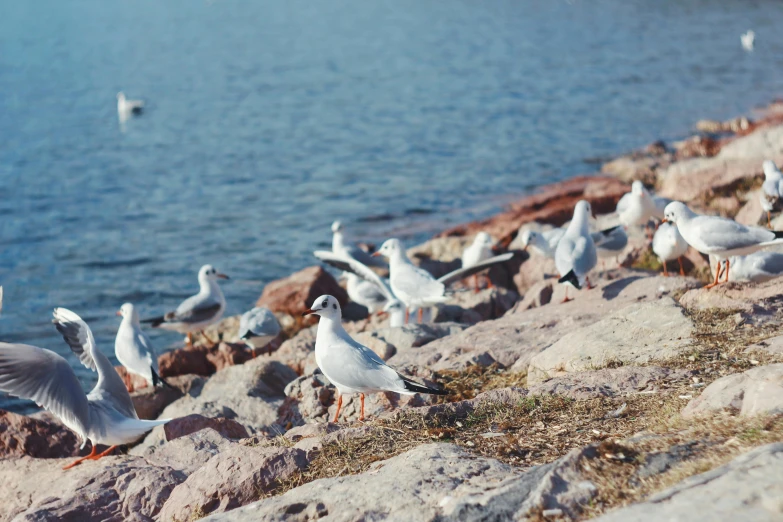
434 364 527 402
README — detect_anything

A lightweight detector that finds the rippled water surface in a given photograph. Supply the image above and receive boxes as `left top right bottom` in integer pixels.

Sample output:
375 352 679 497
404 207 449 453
2 0 783 410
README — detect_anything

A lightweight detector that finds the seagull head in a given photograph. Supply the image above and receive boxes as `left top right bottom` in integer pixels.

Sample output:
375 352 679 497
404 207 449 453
117 92 125 101
473 231 494 249
117 302 139 322
518 229 537 250
763 160 780 178
331 221 343 233
574 200 594 220
663 201 694 225
374 238 403 259
631 180 649 197
303 295 342 319
199 264 230 282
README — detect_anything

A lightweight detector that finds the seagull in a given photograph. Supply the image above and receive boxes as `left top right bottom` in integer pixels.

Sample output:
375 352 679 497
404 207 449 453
760 160 783 228
663 201 783 288
116 92 144 120
115 303 169 392
728 251 783 283
741 30 755 52
616 181 671 229
0 308 170 470
518 228 565 259
461 231 496 291
0 286 3 314
238 307 281 356
592 225 628 265
382 299 406 328
652 221 689 276
314 250 396 316
555 200 598 302
142 264 229 346
331 221 386 268
373 238 514 323
303 295 447 422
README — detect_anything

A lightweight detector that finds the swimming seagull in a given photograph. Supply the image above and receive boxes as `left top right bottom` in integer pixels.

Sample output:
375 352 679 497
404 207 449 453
303 295 447 422
652 221 689 276
238 307 281 356
373 239 514 323
741 30 755 51
331 221 387 268
663 201 783 288
116 92 144 120
115 303 170 392
0 308 170 470
759 160 783 228
728 251 783 283
313 250 397 316
461 231 496 291
615 181 671 229
555 200 598 302
142 264 229 346
518 228 566 259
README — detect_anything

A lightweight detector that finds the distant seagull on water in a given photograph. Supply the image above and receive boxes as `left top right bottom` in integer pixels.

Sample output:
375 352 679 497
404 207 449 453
117 92 144 122
741 30 755 51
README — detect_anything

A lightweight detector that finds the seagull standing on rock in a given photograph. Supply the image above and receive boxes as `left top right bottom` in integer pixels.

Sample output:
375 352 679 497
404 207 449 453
663 201 783 288
461 231 496 291
304 295 447 422
238 307 281 356
615 181 671 230
331 221 387 268
652 221 689 276
0 308 170 470
518 228 565 259
115 303 169 392
760 160 783 228
555 200 598 302
142 264 229 346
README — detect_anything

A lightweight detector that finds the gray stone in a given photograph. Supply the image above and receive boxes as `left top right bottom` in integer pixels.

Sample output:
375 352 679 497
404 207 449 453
529 366 692 400
682 363 783 418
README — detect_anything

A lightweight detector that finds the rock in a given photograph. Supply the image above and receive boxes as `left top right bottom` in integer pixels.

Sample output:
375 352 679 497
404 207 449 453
387 271 697 373
527 298 694 385
134 428 237 476
528 366 692 400
277 373 334 426
679 278 783 315
360 322 468 352
202 442 602 522
130 374 204 420
673 135 722 159
114 365 150 391
735 190 766 227
636 442 697 479
746 335 783 356
0 410 82 459
1 456 182 522
437 176 628 243
159 445 308 522
407 236 470 263
256 266 348 318
601 155 667 186
270 325 317 374
164 414 250 442
513 255 558 296
516 279 554 310
158 342 255 378
593 443 783 522
682 363 783 418
433 286 520 323
352 333 396 360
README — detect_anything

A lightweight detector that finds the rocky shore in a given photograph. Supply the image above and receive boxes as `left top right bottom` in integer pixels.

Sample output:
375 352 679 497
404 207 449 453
3 101 783 521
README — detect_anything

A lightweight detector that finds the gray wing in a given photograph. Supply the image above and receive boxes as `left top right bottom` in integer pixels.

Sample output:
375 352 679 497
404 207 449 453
314 250 395 301
615 192 632 214
118 326 157 377
693 216 777 250
753 252 783 276
591 226 628 251
0 342 90 437
393 263 446 299
346 244 387 268
53 308 137 419
652 196 673 218
571 235 598 275
167 297 222 325
323 337 406 393
437 253 514 286
240 307 280 338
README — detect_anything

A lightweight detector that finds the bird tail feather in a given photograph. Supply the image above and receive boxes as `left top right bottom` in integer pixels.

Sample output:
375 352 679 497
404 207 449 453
558 269 581 290
402 377 448 396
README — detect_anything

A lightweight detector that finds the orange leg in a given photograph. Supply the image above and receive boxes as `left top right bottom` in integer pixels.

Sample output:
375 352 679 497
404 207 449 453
200 330 215 345
186 332 193 346
417 308 423 323
359 393 366 421
723 258 730 283
561 287 572 303
63 445 98 470
586 276 594 290
332 395 343 423
473 274 480 293
768 212 772 229
705 261 725 289
678 257 685 276
90 445 118 460
405 308 410 324
486 277 494 289
662 260 669 277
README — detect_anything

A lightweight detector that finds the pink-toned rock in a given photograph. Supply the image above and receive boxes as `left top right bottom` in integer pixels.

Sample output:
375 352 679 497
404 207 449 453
158 342 254 378
164 414 250 442
256 266 348 318
683 363 783 418
159 445 308 521
135 428 237 476
130 374 204 420
735 191 765 226
746 335 783 356
433 286 520 324
673 135 722 159
529 366 692 400
114 365 150 391
516 279 554 310
0 410 81 459
270 325 318 375
679 278 783 314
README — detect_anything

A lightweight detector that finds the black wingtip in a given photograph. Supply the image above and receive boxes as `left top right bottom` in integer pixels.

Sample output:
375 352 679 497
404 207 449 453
151 367 176 390
558 269 581 290
599 225 622 236
773 230 783 239
403 378 448 396
141 316 165 327
240 331 252 340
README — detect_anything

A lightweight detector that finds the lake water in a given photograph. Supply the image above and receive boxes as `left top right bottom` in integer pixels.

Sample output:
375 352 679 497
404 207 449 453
2 0 783 411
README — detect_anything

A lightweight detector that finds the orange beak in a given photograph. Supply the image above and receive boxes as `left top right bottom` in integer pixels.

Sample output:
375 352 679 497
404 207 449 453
116 311 122 316
661 219 668 224
216 273 230 280
371 252 382 257
302 308 315 317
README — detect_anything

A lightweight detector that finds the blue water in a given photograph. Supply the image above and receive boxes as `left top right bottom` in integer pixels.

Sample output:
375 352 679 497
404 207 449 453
2 0 783 410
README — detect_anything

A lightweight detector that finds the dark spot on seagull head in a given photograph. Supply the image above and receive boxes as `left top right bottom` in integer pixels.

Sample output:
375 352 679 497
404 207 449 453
332 303 337 309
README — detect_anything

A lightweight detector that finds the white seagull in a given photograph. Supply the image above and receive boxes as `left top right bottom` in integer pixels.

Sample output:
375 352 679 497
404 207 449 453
115 303 168 392
728 252 783 283
555 200 598 301
663 201 783 288
116 92 144 120
518 228 565 259
592 225 628 264
142 264 229 345
331 220 386 268
741 30 755 52
652 221 689 276
0 308 170 470
760 160 783 228
303 295 447 422
616 181 671 229
238 307 281 355
373 238 514 323
314 250 398 317
461 231 496 291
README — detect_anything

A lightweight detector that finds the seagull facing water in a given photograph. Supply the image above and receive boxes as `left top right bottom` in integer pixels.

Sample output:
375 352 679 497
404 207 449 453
760 160 783 228
304 295 446 422
663 201 783 288
115 303 168 392
238 307 281 355
555 200 598 301
331 221 386 268
0 308 170 470
142 264 229 346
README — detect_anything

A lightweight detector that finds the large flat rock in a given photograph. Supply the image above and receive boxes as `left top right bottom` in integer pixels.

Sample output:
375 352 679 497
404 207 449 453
682 363 783 418
527 298 694 385
528 366 693 400
594 443 783 522
679 278 783 315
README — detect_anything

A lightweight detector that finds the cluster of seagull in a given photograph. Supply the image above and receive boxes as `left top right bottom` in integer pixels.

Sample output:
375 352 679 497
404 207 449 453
3 159 783 470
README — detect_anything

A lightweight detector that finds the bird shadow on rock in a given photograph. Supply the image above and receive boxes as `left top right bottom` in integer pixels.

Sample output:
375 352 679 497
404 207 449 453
602 276 645 301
